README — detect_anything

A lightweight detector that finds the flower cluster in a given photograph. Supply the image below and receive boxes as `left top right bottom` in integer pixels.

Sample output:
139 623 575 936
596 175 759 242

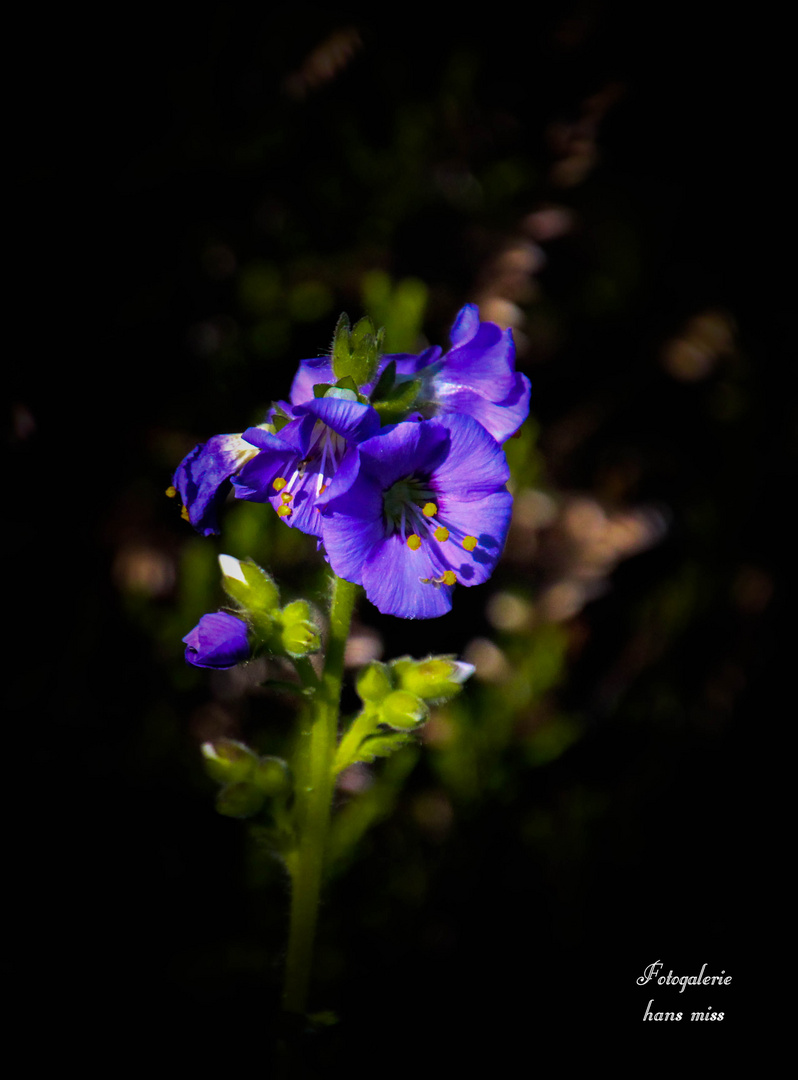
171 305 530 619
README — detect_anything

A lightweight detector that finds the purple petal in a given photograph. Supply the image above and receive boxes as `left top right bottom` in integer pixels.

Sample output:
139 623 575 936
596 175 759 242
437 490 513 586
296 396 381 444
183 612 251 669
361 530 454 618
233 445 300 502
430 413 510 499
290 356 335 404
356 419 451 490
433 372 531 443
439 320 518 401
320 470 386 583
448 304 480 346
173 433 256 536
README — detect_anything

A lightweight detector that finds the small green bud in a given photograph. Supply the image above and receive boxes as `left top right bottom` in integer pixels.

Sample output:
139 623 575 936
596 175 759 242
201 738 259 785
355 661 393 704
381 689 429 731
215 782 265 819
279 599 321 657
391 656 475 702
251 755 292 798
219 555 280 615
330 311 384 388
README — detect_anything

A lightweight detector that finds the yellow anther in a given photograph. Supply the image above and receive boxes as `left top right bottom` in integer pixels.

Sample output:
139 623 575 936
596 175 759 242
273 477 287 491
180 505 190 523
406 534 422 551
281 492 293 504
434 526 449 542
462 535 478 551
442 570 456 586
277 504 292 518
165 486 177 499
422 502 438 517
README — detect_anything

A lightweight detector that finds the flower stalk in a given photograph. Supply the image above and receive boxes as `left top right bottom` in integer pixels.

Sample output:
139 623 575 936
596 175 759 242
282 573 359 1014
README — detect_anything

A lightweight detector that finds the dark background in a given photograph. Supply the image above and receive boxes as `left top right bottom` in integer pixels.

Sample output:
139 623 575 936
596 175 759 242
11 1 787 1060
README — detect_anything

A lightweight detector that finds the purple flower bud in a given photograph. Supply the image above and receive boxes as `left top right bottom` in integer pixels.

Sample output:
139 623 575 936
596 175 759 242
182 612 251 669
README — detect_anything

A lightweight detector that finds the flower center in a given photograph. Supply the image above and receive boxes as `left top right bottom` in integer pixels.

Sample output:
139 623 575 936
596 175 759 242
271 422 346 519
383 475 478 587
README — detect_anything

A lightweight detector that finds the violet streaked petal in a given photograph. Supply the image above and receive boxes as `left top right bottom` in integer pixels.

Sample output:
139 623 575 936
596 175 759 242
448 303 480 346
440 321 517 401
431 413 510 499
361 530 454 619
173 433 257 536
296 396 381 445
320 471 386 583
290 356 335 404
437 489 513 586
356 419 450 490
433 372 531 443
183 612 251 669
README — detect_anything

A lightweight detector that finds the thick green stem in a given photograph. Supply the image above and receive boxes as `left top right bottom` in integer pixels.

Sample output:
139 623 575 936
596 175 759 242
283 574 359 1014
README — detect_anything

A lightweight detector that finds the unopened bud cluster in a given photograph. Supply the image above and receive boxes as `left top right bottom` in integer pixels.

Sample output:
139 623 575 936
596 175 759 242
201 737 291 819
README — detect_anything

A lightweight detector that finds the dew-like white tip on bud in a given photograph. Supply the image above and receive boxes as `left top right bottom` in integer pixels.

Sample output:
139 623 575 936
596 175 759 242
218 554 247 583
200 741 220 761
451 661 476 683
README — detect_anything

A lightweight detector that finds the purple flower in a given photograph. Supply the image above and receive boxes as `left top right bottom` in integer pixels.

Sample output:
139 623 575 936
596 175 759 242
171 433 259 536
183 612 251 669
232 395 380 537
318 413 513 618
289 304 530 444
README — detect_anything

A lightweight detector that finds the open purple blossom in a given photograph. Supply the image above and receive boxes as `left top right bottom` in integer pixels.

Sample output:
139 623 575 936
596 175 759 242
170 432 260 536
317 412 513 618
289 304 530 444
183 612 251 669
232 394 381 537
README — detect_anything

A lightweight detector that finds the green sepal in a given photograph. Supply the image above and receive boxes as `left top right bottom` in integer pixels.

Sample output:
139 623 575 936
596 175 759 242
313 382 334 399
271 405 292 432
371 377 421 425
215 782 265 819
201 738 260 785
352 731 416 764
390 655 474 703
369 358 396 402
355 661 393 704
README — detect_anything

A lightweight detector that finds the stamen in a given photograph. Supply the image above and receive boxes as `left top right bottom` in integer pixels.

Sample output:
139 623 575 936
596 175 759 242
406 534 421 551
434 526 449 542
420 570 458 588
281 492 293 504
180 505 190 522
462 535 478 551
165 486 177 499
273 477 287 491
277 505 292 518
422 502 438 517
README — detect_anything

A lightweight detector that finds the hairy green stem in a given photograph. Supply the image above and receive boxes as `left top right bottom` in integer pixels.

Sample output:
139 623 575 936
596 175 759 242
283 574 359 1014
